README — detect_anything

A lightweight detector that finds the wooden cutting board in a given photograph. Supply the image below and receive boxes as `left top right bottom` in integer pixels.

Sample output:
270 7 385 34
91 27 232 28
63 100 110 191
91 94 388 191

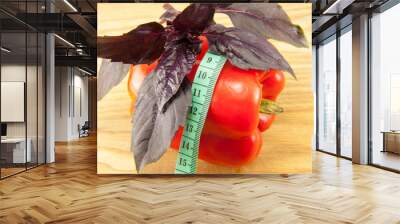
97 3 313 174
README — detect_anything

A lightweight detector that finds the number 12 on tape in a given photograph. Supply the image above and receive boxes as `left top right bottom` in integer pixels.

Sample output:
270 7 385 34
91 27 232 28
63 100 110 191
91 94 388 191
175 52 227 174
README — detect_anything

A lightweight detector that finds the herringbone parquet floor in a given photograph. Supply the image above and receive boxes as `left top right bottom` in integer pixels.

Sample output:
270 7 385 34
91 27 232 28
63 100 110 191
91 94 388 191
1 135 400 224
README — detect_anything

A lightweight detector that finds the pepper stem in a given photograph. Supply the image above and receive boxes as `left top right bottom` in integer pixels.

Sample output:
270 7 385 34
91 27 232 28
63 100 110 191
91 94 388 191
259 99 284 114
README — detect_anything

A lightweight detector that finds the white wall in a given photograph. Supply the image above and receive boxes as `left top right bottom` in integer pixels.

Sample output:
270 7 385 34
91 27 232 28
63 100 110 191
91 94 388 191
55 66 70 141
1 65 26 143
1 66 26 132
75 73 89 123
1 63 46 163
1 82 25 122
1 65 34 138
54 67 89 141
69 73 89 139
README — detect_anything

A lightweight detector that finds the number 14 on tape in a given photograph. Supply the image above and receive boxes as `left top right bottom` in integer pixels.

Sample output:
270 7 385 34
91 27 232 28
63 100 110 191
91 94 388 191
175 52 227 174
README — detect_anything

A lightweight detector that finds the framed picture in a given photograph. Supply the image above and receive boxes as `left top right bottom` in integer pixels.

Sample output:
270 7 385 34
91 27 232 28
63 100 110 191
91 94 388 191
97 3 312 174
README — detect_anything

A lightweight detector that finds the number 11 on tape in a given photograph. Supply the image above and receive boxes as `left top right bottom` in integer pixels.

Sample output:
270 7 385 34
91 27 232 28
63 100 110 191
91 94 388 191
175 51 227 174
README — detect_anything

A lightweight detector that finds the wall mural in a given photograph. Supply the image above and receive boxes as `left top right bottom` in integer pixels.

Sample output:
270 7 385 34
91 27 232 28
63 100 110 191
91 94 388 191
97 3 313 174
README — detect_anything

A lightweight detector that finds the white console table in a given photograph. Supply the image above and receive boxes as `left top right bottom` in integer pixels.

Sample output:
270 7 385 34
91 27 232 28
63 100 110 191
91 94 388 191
1 138 32 163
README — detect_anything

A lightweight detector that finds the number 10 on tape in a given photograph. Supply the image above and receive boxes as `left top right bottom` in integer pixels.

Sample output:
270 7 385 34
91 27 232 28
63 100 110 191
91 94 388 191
175 52 227 174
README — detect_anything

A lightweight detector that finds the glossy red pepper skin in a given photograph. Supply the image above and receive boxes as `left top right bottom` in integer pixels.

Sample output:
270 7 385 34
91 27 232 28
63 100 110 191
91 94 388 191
261 69 285 101
170 59 265 166
129 37 285 167
170 127 262 167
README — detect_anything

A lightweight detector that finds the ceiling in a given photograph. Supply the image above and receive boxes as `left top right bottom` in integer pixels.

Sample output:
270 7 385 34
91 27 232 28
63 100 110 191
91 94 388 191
312 0 391 44
1 0 395 73
0 0 98 74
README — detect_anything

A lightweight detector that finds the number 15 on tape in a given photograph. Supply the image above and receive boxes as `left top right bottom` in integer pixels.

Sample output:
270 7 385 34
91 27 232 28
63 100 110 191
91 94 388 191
175 51 227 174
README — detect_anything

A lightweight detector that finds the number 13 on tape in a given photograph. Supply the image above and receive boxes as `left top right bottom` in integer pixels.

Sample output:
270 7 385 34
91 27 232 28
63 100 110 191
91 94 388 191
175 51 227 174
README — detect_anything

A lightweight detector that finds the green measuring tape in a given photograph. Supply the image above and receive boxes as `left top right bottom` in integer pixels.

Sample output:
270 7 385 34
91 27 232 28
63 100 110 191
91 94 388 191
175 51 227 174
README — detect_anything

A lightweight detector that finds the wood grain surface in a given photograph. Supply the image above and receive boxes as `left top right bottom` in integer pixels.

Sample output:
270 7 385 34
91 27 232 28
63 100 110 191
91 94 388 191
2 136 400 223
97 3 313 174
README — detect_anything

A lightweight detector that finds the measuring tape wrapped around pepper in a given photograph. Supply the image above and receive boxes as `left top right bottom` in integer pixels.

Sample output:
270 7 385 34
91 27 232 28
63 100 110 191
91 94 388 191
128 37 287 173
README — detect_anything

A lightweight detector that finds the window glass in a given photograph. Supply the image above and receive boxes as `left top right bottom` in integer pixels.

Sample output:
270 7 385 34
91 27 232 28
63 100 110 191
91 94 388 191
371 3 400 171
0 1 46 178
1 31 27 177
339 28 352 158
318 36 337 154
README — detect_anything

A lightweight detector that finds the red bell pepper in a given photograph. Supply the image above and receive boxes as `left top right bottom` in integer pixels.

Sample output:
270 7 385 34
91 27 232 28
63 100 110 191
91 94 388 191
128 37 285 167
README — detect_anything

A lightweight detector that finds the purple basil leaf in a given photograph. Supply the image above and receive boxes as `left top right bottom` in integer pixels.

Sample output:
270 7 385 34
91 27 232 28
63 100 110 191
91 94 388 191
154 34 200 111
132 73 192 171
205 24 295 76
216 3 308 48
172 3 215 34
160 3 181 23
98 22 166 64
97 59 130 101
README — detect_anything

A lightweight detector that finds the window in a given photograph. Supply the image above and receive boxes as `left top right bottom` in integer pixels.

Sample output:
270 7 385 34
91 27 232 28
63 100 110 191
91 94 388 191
317 36 337 154
0 1 46 179
371 3 400 171
339 27 352 158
